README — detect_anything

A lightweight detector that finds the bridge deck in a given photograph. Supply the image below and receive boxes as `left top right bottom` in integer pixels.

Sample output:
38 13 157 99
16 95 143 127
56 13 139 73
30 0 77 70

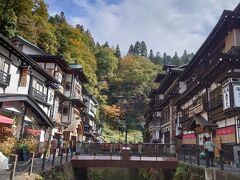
71 155 178 169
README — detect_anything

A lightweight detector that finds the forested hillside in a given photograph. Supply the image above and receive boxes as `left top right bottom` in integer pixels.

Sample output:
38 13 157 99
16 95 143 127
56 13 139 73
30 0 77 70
0 0 193 142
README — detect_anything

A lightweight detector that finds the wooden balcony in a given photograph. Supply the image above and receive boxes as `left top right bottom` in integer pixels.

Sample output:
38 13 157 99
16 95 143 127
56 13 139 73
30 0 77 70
208 96 223 110
31 87 47 102
0 70 10 87
188 103 203 117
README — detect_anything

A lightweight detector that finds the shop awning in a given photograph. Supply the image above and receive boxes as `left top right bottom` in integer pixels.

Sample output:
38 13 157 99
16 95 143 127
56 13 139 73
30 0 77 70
0 114 14 125
64 120 81 132
188 115 218 130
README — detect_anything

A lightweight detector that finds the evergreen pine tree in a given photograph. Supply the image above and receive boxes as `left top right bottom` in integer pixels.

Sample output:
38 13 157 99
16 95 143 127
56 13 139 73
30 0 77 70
140 41 148 57
128 44 134 55
172 52 180 65
134 41 141 56
103 41 109 48
181 50 189 64
155 51 163 65
148 49 155 62
115 44 121 58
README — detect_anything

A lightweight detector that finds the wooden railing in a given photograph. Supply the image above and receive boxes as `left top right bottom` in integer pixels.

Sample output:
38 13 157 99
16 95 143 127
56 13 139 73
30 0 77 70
32 87 47 102
0 70 11 86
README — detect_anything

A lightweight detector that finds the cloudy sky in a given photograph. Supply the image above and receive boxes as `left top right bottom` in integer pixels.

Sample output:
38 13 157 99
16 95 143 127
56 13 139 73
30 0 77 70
45 0 239 56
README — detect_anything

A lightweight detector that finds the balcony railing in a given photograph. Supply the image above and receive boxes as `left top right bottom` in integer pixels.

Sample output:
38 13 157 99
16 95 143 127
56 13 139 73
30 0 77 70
0 70 11 86
208 96 223 110
32 87 47 102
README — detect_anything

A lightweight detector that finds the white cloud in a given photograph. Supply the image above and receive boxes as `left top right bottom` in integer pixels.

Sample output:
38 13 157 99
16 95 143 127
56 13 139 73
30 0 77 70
69 0 239 56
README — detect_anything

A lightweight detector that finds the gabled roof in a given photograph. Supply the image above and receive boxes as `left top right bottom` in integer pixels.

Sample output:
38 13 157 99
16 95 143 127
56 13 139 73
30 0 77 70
0 33 58 84
178 9 240 81
69 64 88 83
29 54 71 72
157 68 183 94
11 35 49 55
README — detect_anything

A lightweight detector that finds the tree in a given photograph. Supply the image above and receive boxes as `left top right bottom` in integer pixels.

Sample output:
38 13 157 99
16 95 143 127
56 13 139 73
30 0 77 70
49 12 66 24
140 41 148 57
0 9 17 37
33 0 49 21
96 47 119 79
163 52 172 65
181 50 189 64
134 41 141 56
115 44 121 58
155 52 163 65
128 44 134 55
148 49 155 62
103 41 109 48
172 52 180 65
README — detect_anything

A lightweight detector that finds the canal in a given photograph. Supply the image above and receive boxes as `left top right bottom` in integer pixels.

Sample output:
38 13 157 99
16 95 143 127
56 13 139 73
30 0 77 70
75 168 174 180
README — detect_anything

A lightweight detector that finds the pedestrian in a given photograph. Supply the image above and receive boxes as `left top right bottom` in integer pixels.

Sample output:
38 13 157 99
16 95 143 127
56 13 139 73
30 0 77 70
49 136 58 161
204 137 220 167
58 136 64 156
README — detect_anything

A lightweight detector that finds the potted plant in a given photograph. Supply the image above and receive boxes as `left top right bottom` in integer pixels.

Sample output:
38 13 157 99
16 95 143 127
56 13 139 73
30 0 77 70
0 136 16 159
17 137 37 161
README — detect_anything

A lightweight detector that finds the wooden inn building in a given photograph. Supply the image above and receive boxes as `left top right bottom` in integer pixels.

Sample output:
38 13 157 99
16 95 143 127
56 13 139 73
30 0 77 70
0 32 102 154
146 3 240 165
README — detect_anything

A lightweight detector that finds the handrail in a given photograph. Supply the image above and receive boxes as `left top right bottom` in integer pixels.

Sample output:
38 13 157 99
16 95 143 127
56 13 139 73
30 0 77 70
0 69 11 85
32 87 47 102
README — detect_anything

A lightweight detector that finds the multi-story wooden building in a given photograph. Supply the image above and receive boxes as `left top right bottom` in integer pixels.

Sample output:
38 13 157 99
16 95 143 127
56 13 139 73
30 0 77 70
146 4 240 164
82 88 103 142
0 33 56 144
11 36 88 144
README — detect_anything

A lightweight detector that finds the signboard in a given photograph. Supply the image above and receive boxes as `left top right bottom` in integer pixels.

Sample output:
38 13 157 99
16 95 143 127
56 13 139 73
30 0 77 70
233 84 240 107
182 133 196 144
222 84 230 110
216 126 235 135
182 133 196 139
216 126 236 143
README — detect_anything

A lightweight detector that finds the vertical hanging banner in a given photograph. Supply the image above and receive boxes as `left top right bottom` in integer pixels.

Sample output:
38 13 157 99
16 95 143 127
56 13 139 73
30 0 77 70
222 84 230 110
233 84 240 107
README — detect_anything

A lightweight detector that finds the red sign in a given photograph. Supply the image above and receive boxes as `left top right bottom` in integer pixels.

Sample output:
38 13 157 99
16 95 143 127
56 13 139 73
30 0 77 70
27 129 41 136
216 126 235 136
182 133 196 139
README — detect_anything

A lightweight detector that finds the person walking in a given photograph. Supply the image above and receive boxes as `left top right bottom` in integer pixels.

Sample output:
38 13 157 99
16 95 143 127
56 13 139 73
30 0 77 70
58 136 64 156
49 136 58 162
204 137 220 167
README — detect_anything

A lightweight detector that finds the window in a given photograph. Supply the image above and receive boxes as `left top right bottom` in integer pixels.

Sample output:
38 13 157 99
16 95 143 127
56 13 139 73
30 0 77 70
36 82 44 92
63 106 69 115
65 82 71 90
0 56 10 73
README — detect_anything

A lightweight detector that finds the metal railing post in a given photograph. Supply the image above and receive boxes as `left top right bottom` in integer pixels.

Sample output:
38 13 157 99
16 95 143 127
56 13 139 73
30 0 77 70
183 148 186 162
60 148 64 164
52 150 56 166
205 149 209 168
238 151 240 172
196 148 200 166
189 149 192 164
9 154 17 180
220 150 224 170
28 152 35 175
66 148 69 162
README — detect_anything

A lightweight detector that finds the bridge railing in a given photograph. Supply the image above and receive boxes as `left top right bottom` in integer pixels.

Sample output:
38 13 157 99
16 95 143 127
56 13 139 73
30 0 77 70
78 143 173 157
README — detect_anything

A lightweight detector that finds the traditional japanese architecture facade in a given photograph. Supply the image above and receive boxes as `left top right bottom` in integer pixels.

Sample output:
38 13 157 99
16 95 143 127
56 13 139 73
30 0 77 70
0 33 56 144
146 65 186 153
11 36 88 144
82 88 103 142
175 5 240 163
